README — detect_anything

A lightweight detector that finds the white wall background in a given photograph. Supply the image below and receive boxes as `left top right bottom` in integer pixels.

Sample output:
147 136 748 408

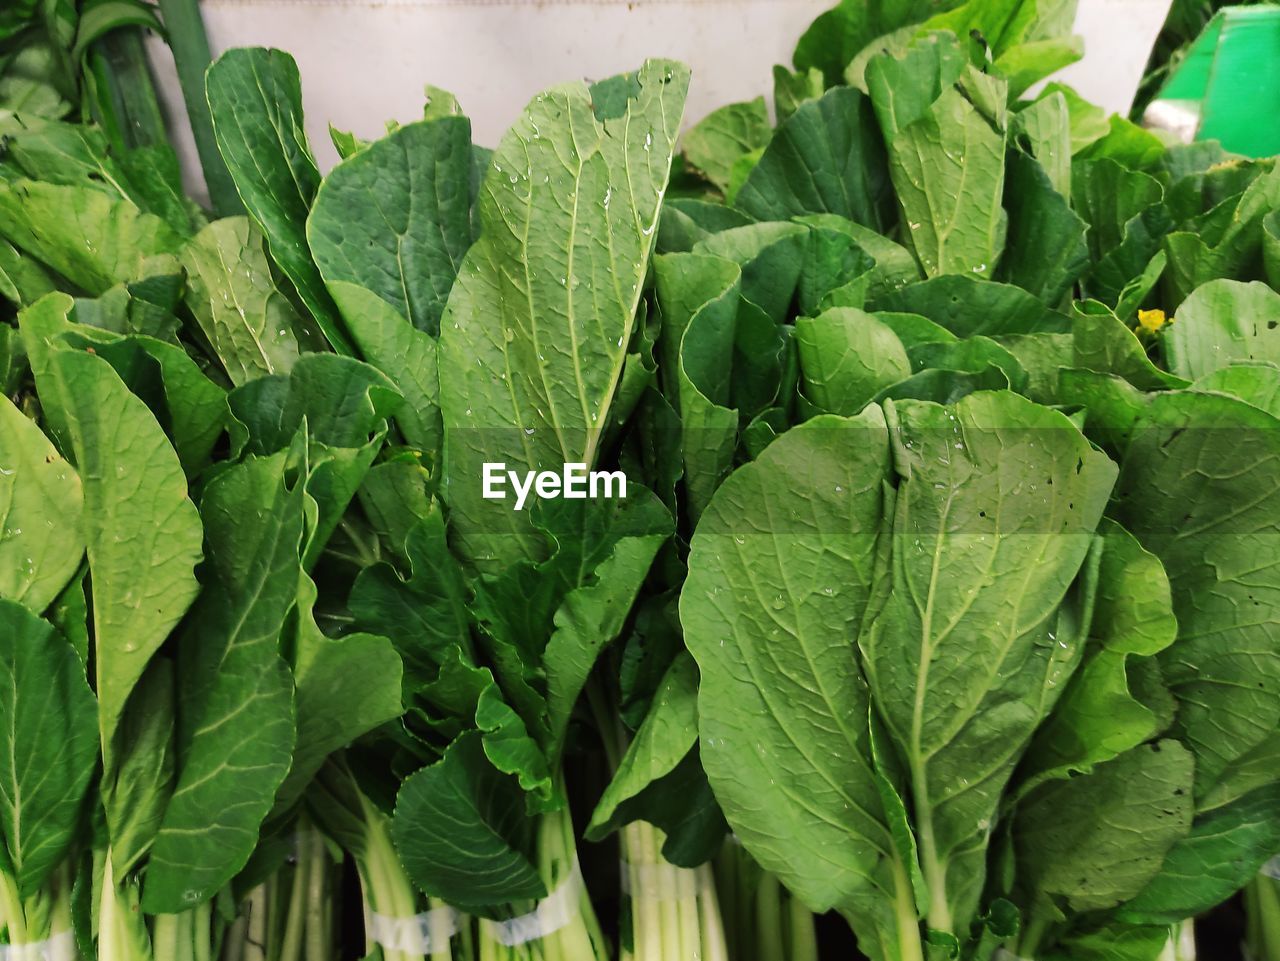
147 0 1173 203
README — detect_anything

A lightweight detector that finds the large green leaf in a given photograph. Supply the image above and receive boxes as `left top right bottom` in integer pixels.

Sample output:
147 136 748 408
1109 392 1280 798
206 48 352 353
438 61 689 569
682 409 912 959
0 600 97 898
1163 280 1280 381
33 346 202 755
860 391 1116 935
735 86 892 232
143 452 300 911
180 216 307 386
867 35 1008 278
309 117 475 337
0 394 83 613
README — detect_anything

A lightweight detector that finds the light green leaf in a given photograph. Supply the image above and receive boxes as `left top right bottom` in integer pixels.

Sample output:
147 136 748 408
683 98 771 195
1013 92 1071 197
1192 362 1280 419
682 409 909 958
795 307 911 415
0 600 97 898
1163 280 1280 381
206 48 352 353
0 394 83 613
438 61 689 569
309 117 475 336
0 180 181 294
180 216 305 385
35 346 202 756
868 36 1008 278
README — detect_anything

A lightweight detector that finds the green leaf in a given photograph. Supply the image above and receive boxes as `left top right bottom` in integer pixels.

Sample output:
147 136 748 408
102 659 175 877
993 36 1083 98
653 252 740 523
1022 520 1178 787
1264 209 1280 289
772 64 824 122
867 37 1008 278
309 117 475 337
1014 741 1193 916
1109 392 1280 798
1033 82 1109 155
791 0 943 86
0 394 83 614
0 180 182 294
35 346 202 756
393 732 544 914
692 221 808 323
143 452 300 911
205 48 352 354
1162 163 1280 307
997 149 1088 304
870 275 1068 337
587 653 699 840
325 282 440 453
1072 302 1186 391
180 216 306 386
1163 280 1280 381
860 391 1116 933
71 0 163 62
350 509 472 686
1013 92 1071 197
1192 362 1280 419
735 86 892 231
682 409 910 957
438 61 689 570
0 600 97 898
1071 159 1164 265
682 98 771 195
278 573 403 810
542 495 670 760
1119 783 1280 926
796 307 911 414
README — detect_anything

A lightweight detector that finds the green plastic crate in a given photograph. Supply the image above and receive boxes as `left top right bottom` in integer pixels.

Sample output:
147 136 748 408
1148 4 1280 156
